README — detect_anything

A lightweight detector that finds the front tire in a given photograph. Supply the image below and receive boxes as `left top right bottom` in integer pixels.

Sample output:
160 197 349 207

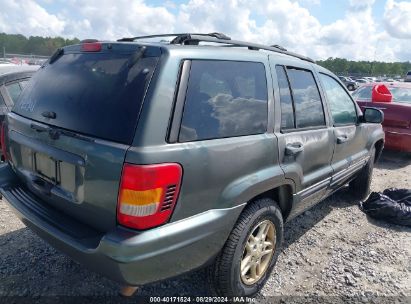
209 198 284 296
349 147 376 200
348 84 354 91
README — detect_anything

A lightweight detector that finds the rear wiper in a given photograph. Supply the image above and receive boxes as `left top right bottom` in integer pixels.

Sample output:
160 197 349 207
30 123 94 142
58 129 95 142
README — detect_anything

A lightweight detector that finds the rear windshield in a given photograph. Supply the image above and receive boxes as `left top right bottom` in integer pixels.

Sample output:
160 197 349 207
13 51 159 144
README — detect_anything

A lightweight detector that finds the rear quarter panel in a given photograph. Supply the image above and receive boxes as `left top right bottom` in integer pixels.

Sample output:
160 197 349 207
125 135 289 221
126 49 291 221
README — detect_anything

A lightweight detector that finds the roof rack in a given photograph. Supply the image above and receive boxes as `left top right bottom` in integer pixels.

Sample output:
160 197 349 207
117 33 314 63
117 32 231 42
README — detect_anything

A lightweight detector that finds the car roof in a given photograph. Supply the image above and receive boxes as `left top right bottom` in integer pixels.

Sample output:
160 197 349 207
75 40 313 67
360 82 411 88
111 41 317 69
0 65 39 76
162 43 296 61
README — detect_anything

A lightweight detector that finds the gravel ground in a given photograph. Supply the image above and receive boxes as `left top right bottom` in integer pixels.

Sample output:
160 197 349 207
0 150 410 301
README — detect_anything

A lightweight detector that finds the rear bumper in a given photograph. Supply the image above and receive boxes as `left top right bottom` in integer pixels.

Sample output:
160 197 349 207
0 164 243 285
384 128 411 153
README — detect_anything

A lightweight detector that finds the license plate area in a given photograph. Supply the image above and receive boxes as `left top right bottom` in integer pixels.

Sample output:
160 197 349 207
34 152 58 184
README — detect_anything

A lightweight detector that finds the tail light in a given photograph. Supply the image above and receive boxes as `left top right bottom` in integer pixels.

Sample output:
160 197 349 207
117 163 182 230
0 122 8 161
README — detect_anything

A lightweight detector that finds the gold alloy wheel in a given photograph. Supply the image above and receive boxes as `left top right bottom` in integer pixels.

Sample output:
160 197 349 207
240 220 276 285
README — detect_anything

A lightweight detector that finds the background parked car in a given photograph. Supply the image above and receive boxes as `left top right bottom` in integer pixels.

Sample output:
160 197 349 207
0 65 38 160
356 78 369 84
353 82 411 152
364 77 377 82
0 65 39 124
405 71 411 82
338 76 358 91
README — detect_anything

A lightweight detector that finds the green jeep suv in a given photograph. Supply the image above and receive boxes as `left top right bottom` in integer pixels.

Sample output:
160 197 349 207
0 33 384 296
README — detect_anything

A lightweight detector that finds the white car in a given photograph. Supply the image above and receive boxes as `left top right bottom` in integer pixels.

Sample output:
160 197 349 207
356 78 369 84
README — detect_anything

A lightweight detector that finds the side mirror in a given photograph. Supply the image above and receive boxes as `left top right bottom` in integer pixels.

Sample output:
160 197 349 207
363 107 384 124
371 84 392 103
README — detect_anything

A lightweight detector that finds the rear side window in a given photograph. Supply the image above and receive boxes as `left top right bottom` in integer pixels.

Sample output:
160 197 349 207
320 74 357 125
286 68 325 128
179 60 268 142
5 82 22 103
13 51 159 144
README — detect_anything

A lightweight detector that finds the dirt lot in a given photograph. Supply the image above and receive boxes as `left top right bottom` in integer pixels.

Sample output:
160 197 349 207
0 150 410 301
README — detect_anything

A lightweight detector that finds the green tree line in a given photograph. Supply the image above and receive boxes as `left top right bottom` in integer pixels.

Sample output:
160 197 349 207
1 33 80 56
317 57 411 77
1 33 410 76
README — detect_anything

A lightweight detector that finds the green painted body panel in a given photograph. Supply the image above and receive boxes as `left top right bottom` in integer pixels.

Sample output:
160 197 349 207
0 42 385 285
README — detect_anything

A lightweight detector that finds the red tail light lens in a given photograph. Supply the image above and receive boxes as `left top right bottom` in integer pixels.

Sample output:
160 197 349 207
117 163 182 230
0 122 8 161
81 42 102 52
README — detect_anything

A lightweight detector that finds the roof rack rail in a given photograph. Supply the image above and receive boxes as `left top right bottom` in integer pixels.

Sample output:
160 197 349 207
117 32 231 42
117 33 314 63
174 34 314 63
270 44 287 52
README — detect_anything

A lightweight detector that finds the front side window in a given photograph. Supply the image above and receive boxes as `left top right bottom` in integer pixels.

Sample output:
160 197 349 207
286 68 325 128
320 74 357 125
179 60 268 142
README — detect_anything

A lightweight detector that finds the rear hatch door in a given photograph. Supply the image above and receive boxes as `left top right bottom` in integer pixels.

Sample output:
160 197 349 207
6 42 161 232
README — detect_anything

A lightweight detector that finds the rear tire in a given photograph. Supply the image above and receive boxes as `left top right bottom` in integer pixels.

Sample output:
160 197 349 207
349 147 376 201
348 84 354 91
209 198 283 296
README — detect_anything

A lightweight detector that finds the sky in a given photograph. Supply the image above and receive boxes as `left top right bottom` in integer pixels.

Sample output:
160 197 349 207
0 0 410 62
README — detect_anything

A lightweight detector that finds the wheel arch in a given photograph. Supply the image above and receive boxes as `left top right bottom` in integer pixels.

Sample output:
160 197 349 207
219 166 296 223
248 184 294 221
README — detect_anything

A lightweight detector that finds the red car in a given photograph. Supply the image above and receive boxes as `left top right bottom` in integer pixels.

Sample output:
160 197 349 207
352 82 411 152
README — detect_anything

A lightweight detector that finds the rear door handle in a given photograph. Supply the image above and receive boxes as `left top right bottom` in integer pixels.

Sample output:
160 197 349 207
337 135 349 144
285 142 304 156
